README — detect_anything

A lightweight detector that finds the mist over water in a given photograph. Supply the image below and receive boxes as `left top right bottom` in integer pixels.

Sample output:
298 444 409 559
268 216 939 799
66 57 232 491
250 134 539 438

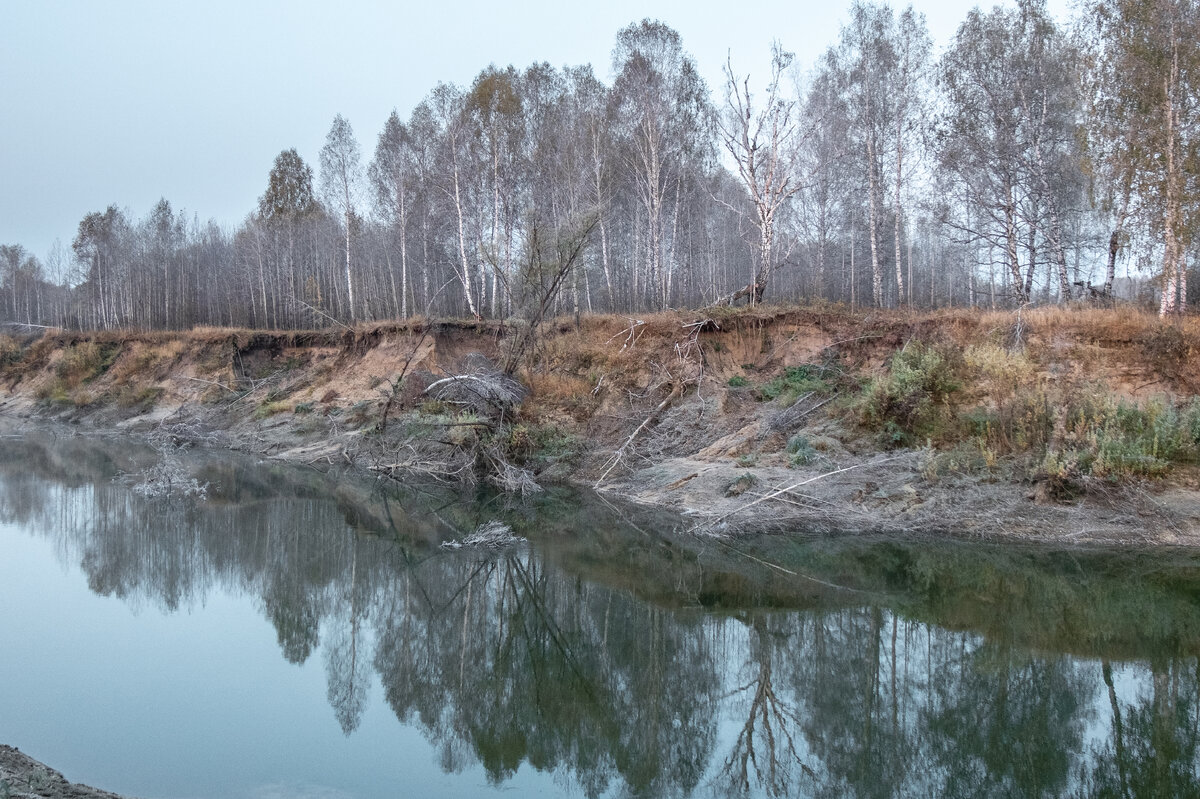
0 434 1197 798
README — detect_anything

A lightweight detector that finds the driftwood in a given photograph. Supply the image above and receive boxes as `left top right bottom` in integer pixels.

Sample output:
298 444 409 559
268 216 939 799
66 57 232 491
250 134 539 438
424 373 526 413
593 386 683 488
594 321 708 487
441 520 526 550
713 281 764 307
689 456 903 534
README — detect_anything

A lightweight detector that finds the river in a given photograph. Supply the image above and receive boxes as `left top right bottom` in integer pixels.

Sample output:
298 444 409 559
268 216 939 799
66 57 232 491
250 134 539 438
0 433 1197 798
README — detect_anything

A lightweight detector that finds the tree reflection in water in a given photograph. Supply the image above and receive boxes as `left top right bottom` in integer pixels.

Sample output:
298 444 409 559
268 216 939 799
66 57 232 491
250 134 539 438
1 435 1199 798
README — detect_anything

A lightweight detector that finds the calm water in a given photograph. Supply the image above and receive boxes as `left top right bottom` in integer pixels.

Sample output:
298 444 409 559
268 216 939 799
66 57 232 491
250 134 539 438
1 433 1199 798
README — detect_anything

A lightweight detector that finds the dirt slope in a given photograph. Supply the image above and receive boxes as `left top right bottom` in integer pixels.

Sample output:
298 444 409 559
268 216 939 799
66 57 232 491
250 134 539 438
3 305 1200 545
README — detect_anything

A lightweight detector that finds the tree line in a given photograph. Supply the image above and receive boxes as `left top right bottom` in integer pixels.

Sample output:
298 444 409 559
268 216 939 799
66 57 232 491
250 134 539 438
3 0 1198 330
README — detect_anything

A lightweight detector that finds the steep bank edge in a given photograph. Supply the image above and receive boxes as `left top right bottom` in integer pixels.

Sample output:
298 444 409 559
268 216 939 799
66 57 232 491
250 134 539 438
3 308 1200 546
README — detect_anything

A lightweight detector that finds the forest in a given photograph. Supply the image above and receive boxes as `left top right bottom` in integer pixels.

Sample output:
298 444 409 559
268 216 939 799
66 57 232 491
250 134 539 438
1 0 1197 330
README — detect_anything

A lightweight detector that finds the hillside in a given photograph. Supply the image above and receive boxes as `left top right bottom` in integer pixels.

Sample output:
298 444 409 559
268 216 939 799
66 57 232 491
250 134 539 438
4 305 1200 545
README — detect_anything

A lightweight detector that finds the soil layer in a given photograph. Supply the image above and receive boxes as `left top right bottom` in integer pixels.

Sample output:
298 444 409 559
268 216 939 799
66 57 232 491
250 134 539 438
3 306 1200 546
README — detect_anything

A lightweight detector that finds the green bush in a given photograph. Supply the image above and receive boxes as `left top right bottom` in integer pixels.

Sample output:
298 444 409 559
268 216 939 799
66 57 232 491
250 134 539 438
727 375 749 388
1058 395 1200 479
787 434 818 467
506 422 579 465
967 387 1056 455
755 365 829 405
56 341 120 384
860 342 962 447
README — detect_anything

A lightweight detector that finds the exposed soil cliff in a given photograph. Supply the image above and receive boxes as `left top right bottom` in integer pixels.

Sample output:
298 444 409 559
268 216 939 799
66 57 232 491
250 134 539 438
4 305 1200 545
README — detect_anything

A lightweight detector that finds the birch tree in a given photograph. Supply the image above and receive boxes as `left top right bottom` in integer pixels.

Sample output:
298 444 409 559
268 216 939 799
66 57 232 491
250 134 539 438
1085 0 1200 315
466 66 524 317
369 111 415 318
717 42 802 305
611 20 710 309
429 84 481 317
319 114 364 322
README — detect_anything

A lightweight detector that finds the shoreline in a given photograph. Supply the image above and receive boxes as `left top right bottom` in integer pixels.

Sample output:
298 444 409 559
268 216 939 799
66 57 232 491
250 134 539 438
2 307 1200 548
0 746 132 799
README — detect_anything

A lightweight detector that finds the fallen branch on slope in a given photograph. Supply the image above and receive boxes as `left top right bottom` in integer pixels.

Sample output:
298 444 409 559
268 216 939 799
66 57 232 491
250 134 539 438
689 455 904 534
593 386 682 488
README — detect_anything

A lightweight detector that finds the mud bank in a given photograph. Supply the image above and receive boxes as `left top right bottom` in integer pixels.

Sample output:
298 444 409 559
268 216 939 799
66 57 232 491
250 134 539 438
3 306 1200 546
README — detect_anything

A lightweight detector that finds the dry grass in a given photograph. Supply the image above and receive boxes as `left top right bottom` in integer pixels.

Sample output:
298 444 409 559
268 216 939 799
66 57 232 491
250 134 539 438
108 339 186 385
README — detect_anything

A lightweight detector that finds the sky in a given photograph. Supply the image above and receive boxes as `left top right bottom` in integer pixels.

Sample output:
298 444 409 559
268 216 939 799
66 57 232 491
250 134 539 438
0 0 1073 270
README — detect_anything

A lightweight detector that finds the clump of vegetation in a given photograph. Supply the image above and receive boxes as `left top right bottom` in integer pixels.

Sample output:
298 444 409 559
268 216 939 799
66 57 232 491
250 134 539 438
0 335 21 369
963 386 1056 455
56 341 121 385
786 434 818 467
35 340 123 406
255 400 291 420
962 343 1037 392
725 472 757 497
343 399 376 427
859 341 963 447
1140 324 1191 385
965 386 1200 493
755 365 829 404
116 385 163 410
727 375 749 388
1050 395 1200 480
506 422 580 468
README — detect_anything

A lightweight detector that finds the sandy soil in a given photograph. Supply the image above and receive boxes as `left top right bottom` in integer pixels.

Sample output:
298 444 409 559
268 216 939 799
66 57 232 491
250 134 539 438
4 308 1200 548
598 451 1200 547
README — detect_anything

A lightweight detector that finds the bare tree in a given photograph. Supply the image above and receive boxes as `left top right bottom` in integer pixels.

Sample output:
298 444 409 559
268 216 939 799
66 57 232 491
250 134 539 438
320 114 363 323
717 42 802 305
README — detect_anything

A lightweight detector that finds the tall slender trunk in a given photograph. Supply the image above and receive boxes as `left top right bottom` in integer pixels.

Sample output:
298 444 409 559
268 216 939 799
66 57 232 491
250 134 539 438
490 139 500 318
1005 183 1025 305
599 215 613 309
867 135 883 308
893 113 905 307
451 156 479 318
592 138 615 308
1025 90 1072 303
865 89 883 308
399 219 408 319
1161 43 1184 317
342 199 355 323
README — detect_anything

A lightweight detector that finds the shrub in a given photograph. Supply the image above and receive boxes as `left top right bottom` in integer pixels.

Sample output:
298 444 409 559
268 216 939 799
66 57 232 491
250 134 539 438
860 342 962 447
755 365 829 405
0 335 21 369
967 386 1056 455
728 375 749 387
787 434 818 467
1140 324 1190 385
1060 396 1199 479
56 341 120 384
116 386 163 409
254 401 291 420
963 343 1036 392
505 422 579 466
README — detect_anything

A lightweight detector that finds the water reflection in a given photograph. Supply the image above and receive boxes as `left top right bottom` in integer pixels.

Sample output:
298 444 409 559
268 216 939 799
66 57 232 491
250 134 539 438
1 434 1199 798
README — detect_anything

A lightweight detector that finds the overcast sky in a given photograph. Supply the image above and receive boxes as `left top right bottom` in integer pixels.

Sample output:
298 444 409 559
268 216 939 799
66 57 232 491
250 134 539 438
1 0 1073 268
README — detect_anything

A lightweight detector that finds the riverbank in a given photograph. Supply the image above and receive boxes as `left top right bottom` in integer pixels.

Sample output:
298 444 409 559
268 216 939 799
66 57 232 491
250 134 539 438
0 746 131 799
3 305 1200 546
